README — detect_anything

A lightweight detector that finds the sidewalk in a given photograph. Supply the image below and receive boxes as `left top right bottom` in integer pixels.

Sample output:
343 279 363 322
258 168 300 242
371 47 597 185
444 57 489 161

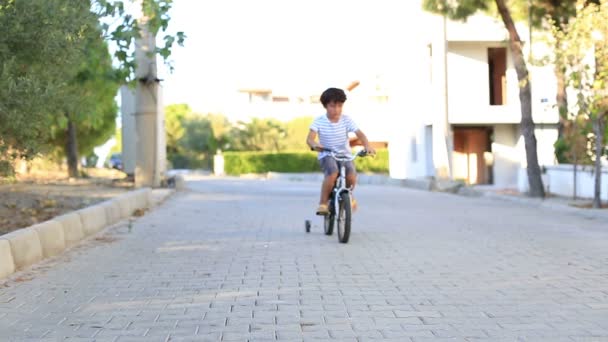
472 185 608 220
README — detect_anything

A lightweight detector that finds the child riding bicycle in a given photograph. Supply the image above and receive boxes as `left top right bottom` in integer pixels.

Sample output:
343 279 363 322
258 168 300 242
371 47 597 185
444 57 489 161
306 87 376 216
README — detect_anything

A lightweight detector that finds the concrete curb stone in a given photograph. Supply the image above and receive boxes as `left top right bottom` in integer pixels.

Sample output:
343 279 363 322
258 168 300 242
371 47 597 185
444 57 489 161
54 213 85 248
77 205 107 236
0 240 15 279
32 221 66 258
0 228 43 271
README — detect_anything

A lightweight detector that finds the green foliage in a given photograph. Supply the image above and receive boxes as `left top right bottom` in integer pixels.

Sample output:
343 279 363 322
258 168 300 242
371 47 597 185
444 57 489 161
0 0 94 159
354 149 390 173
231 118 287 152
163 104 376 172
423 0 490 20
164 104 229 169
111 128 122 154
223 151 319 175
223 150 389 175
284 117 315 151
47 20 120 159
94 0 186 80
0 0 183 177
552 0 608 163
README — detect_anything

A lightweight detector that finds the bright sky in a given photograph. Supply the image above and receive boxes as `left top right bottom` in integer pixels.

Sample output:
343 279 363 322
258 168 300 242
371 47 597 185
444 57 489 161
157 0 430 113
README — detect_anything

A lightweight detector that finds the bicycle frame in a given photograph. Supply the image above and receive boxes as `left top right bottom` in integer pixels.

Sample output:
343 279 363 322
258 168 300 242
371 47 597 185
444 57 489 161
327 150 363 213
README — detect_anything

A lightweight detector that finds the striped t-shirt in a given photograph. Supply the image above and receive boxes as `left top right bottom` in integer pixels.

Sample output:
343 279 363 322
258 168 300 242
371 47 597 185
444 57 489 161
310 114 359 159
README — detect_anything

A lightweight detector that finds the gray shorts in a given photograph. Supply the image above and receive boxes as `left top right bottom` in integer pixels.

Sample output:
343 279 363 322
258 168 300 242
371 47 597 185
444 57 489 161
319 156 356 177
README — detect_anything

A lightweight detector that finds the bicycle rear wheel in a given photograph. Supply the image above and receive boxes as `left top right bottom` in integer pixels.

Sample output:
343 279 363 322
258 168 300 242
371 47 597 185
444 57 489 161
323 215 334 235
337 192 351 243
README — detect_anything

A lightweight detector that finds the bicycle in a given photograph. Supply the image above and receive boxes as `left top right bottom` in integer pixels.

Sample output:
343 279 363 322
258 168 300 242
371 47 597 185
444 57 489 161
305 148 370 243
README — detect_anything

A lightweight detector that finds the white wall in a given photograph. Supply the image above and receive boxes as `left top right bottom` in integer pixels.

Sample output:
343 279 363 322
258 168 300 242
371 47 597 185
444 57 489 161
546 164 608 201
492 124 520 188
446 42 521 124
445 42 559 125
516 126 559 192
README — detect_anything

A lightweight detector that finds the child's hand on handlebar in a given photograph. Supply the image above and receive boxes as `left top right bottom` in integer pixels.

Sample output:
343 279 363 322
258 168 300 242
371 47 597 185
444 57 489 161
311 144 326 152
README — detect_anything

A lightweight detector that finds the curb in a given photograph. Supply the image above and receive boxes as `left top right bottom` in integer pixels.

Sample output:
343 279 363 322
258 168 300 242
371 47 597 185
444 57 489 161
54 213 84 248
0 187 174 281
0 240 15 279
0 228 43 271
32 221 65 259
78 205 107 236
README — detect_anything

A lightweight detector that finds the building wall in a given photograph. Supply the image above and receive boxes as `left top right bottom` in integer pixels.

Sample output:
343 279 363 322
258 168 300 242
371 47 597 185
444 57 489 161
545 164 608 201
492 124 520 188
517 126 559 193
446 42 522 124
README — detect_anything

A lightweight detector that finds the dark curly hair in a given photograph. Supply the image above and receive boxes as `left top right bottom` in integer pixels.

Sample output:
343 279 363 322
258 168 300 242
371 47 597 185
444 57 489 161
320 88 347 108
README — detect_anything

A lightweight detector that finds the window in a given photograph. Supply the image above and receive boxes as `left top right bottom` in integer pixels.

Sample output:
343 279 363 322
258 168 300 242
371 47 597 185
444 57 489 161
488 47 507 105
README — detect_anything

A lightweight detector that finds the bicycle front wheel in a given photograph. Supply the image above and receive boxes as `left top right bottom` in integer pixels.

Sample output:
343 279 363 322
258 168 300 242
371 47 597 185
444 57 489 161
337 192 351 243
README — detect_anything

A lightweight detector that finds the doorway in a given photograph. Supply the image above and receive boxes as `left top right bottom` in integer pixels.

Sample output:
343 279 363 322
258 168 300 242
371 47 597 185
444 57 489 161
452 127 493 184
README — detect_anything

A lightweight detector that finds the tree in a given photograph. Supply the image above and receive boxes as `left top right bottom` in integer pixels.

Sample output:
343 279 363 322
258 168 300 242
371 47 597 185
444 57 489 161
47 19 120 178
284 117 314 151
424 0 546 197
524 1 600 161
93 0 186 82
164 104 231 169
111 128 122 154
0 0 184 177
232 118 287 152
554 0 608 208
165 104 192 167
0 0 95 174
207 113 233 153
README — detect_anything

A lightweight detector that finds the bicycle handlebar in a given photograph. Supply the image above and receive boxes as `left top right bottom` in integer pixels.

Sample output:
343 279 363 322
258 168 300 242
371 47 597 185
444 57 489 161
310 147 371 161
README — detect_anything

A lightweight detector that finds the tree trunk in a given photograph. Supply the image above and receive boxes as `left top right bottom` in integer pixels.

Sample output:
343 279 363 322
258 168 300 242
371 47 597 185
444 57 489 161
573 119 578 200
66 115 79 178
555 64 569 139
495 0 545 198
592 117 604 208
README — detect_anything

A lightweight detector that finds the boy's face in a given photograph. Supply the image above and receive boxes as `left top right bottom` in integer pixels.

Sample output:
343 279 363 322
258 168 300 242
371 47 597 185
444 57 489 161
326 101 344 118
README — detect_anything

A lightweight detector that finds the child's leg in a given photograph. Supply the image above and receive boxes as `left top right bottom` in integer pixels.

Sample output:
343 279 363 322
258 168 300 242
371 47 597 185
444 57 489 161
320 172 338 205
345 161 357 190
345 161 358 210
317 157 338 215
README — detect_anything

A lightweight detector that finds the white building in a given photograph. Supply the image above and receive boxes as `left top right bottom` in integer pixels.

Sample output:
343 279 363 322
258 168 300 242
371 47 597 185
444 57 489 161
388 12 559 190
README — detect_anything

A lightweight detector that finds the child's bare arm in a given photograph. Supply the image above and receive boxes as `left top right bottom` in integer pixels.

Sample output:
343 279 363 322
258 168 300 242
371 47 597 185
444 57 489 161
306 129 323 151
354 130 376 154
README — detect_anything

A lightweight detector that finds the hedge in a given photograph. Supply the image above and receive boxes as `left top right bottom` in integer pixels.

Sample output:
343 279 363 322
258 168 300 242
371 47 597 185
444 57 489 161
223 149 388 175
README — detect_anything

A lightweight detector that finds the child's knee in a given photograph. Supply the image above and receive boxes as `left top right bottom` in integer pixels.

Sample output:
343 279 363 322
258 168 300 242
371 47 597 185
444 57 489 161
325 172 338 181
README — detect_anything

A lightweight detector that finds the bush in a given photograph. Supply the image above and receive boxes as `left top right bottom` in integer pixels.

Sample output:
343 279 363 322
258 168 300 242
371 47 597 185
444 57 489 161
355 149 389 173
223 149 389 175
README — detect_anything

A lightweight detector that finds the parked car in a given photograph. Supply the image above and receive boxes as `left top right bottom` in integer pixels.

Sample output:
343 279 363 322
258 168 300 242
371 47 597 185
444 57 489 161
109 153 123 170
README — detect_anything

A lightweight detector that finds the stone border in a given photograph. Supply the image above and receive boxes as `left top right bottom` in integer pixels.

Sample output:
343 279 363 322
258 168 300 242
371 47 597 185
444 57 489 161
0 188 174 280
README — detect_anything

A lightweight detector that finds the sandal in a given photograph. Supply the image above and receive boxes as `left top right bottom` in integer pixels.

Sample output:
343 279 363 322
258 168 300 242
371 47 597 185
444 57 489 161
316 204 329 216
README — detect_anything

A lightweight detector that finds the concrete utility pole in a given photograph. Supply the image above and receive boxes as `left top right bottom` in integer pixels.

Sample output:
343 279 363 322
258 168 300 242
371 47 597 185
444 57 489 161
120 85 136 177
431 14 453 179
133 1 166 188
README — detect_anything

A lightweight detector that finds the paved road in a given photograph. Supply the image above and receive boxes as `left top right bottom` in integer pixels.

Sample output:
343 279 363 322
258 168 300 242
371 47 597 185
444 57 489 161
1 178 607 341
